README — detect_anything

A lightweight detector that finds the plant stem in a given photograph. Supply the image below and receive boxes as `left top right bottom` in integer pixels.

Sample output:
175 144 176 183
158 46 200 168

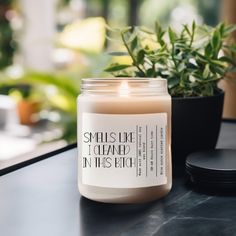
170 44 178 72
121 31 145 76
189 27 195 47
198 77 221 83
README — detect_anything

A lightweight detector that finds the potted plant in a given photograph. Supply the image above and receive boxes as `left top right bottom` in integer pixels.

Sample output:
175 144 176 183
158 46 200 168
10 84 40 125
105 22 236 163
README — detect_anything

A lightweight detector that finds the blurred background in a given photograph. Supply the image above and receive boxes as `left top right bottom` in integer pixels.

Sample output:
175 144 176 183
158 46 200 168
0 0 231 166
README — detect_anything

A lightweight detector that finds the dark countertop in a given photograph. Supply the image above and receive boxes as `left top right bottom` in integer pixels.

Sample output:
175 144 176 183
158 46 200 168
0 122 236 236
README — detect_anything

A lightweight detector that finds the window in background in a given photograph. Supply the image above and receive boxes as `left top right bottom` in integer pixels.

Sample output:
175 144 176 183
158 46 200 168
0 0 223 170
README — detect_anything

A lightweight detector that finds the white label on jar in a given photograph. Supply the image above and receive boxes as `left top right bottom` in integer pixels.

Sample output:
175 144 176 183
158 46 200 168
81 113 167 188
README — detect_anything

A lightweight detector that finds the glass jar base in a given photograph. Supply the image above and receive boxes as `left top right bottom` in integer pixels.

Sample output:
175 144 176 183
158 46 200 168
78 183 172 204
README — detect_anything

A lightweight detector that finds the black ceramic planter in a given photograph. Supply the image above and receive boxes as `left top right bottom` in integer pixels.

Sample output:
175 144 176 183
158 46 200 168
171 91 224 164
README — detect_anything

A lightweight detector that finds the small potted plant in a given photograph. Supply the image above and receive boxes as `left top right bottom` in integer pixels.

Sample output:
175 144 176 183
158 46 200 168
105 22 236 163
10 84 40 125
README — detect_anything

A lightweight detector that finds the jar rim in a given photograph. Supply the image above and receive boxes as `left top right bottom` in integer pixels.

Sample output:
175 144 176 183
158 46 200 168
81 77 168 95
82 77 166 83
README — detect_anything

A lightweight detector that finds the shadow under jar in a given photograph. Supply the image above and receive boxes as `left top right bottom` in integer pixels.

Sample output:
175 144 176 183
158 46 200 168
77 78 172 203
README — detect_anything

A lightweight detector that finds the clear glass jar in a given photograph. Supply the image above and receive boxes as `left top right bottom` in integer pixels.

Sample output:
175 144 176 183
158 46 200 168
77 78 172 203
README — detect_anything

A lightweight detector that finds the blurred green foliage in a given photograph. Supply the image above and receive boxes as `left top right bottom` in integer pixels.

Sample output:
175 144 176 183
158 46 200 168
0 70 79 142
0 52 110 142
0 0 16 69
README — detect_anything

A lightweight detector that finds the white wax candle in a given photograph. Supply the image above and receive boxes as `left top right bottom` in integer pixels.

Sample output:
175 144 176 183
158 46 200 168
77 78 172 203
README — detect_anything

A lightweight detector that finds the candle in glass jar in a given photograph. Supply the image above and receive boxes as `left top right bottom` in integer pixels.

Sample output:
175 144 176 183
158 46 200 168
77 78 172 203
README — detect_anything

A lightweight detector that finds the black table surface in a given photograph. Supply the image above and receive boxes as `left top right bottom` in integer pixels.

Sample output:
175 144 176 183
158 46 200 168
0 122 236 236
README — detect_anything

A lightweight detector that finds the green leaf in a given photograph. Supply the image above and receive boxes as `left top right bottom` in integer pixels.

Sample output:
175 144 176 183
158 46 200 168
116 74 132 77
159 44 167 52
177 62 186 72
218 22 225 36
104 64 131 72
205 43 212 57
211 29 221 52
183 24 191 36
125 30 137 44
192 21 196 33
137 49 145 64
146 68 155 77
203 64 210 79
108 52 129 56
209 65 225 75
168 77 180 88
130 35 138 51
168 27 176 44
155 22 165 46
224 24 236 35
219 56 235 65
135 71 146 77
209 59 226 67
